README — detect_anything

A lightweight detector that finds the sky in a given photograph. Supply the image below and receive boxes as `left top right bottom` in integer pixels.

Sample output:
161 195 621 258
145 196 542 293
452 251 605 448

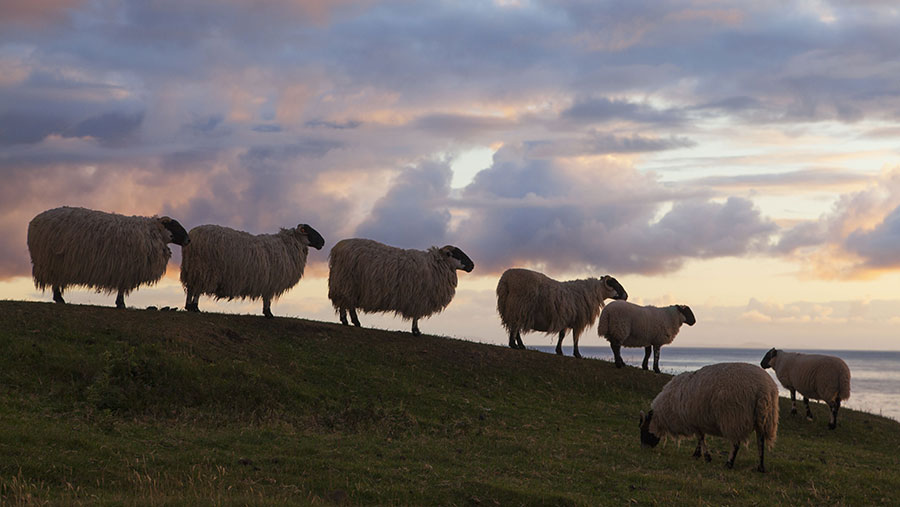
3 0 900 351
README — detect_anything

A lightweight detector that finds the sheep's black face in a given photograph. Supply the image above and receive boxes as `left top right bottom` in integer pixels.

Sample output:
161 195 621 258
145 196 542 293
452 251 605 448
160 217 190 246
605 276 628 301
448 246 475 273
298 224 325 250
677 305 696 326
639 410 660 448
760 347 777 369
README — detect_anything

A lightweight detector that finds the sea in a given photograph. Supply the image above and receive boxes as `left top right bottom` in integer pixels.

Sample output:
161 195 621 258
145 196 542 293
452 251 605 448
532 345 900 422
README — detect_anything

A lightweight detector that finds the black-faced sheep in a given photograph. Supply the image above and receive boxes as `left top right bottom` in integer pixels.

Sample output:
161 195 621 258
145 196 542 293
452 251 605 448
180 223 325 318
496 268 627 358
639 362 779 473
27 206 190 309
597 300 695 373
327 238 474 336
760 348 851 430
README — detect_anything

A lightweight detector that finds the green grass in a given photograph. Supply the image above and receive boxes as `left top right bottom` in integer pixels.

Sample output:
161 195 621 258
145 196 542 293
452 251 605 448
0 300 898 505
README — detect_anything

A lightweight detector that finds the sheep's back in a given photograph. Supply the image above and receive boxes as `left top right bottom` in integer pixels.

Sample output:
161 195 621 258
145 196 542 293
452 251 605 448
28 207 171 293
602 302 679 347
182 225 307 300
328 239 457 319
651 363 776 444
780 354 851 403
496 269 583 334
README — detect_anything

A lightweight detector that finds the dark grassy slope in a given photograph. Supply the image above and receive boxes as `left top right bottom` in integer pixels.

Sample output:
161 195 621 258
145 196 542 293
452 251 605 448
0 300 898 505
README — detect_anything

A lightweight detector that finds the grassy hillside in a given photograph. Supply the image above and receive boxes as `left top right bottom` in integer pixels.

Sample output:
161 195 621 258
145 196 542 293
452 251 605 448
0 300 898 505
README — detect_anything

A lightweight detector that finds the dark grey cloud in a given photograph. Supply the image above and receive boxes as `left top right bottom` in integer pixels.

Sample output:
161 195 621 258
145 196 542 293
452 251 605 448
562 97 684 125
305 119 362 130
525 133 695 157
0 110 143 146
354 160 453 249
845 206 900 269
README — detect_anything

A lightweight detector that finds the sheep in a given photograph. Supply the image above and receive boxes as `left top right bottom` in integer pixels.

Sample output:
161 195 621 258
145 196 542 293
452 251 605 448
496 268 628 358
639 362 779 473
180 223 324 318
327 238 474 336
760 348 851 430
597 300 695 373
27 206 190 309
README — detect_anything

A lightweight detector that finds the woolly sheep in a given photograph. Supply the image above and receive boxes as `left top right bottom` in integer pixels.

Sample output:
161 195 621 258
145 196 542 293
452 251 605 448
180 223 325 318
760 348 851 430
597 300 695 373
327 238 474 336
639 362 779 473
27 206 190 309
496 268 627 358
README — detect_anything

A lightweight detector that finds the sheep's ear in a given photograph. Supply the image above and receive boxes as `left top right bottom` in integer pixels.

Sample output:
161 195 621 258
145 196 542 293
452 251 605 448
159 216 172 224
639 410 645 426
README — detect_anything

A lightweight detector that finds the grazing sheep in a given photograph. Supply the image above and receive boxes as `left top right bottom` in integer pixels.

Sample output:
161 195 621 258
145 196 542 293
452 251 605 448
496 268 627 358
760 348 851 430
639 362 779 473
27 206 190 309
181 223 324 318
597 300 695 373
327 238 474 336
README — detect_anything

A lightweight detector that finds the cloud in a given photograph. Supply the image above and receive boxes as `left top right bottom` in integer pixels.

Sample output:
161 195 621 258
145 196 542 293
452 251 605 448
561 97 684 125
354 159 453 249
845 205 900 269
353 145 776 275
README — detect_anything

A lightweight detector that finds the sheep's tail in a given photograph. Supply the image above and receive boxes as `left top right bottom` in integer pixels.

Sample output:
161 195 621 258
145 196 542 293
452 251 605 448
596 307 609 337
837 363 851 401
756 387 779 449
496 277 511 331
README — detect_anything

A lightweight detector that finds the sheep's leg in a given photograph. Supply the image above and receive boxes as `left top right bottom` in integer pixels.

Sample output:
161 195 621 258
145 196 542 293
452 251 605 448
185 289 199 312
726 442 740 469
515 332 525 349
52 286 66 304
262 297 274 319
611 343 625 368
572 329 582 359
555 330 566 356
789 389 797 415
339 308 349 326
349 307 361 327
641 346 651 370
115 291 126 309
509 330 521 349
411 318 421 337
828 399 840 430
756 432 767 473
804 397 813 421
692 435 711 462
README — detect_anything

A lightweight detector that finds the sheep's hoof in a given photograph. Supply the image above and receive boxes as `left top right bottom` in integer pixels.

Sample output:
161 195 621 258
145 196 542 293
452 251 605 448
555 348 563 356
704 453 712 463
725 461 734 469
614 361 625 368
263 311 274 319
757 465 766 473
828 423 836 430
653 368 661 374
411 329 421 337
790 408 797 416
574 353 582 359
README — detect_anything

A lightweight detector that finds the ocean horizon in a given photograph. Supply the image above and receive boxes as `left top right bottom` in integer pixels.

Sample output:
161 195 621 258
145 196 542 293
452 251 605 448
532 345 900 423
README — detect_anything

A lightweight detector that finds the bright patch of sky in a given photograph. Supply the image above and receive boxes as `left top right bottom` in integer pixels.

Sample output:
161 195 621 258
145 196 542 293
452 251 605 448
450 146 495 189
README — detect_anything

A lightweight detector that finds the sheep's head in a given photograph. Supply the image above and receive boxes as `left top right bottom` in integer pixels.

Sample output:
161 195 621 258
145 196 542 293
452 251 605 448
441 245 474 272
601 275 628 301
639 410 661 448
760 347 778 369
677 305 696 326
158 217 190 246
297 224 325 250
